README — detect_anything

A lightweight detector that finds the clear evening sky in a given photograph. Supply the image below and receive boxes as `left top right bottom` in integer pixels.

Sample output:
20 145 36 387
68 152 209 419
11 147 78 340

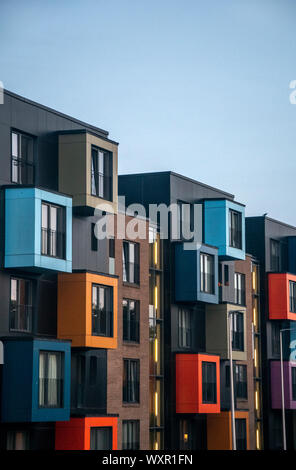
1 0 296 224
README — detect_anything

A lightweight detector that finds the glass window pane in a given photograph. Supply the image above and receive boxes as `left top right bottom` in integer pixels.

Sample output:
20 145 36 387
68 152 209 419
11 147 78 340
12 133 18 157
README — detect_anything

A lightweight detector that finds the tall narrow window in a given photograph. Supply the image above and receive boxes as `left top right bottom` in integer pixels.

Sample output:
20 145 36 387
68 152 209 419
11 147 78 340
92 284 113 337
10 278 33 332
235 364 247 399
271 322 280 356
234 273 246 305
91 223 98 251
292 368 296 401
11 131 34 184
91 146 112 201
90 427 113 450
122 420 140 450
39 351 63 408
270 239 280 272
179 420 193 450
235 418 247 450
123 299 140 343
178 308 191 348
200 253 214 294
232 311 244 351
123 241 140 284
202 362 217 404
41 202 66 259
229 210 242 249
290 281 296 313
123 359 140 403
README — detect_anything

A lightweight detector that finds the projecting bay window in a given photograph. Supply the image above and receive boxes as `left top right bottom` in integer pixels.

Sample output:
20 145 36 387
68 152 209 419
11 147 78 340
178 308 191 348
11 131 34 184
232 311 244 351
123 359 140 404
41 202 66 259
290 281 296 313
200 253 214 294
229 209 242 249
10 277 33 333
123 299 140 343
92 284 113 337
90 427 113 450
91 145 112 201
202 362 217 404
123 241 140 284
122 420 140 450
234 273 246 306
39 351 64 408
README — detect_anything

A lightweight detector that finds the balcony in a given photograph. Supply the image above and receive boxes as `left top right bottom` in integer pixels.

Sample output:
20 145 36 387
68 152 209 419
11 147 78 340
175 243 218 304
207 411 249 450
1 337 71 423
58 131 118 214
4 187 72 272
175 353 220 414
270 361 296 410
71 349 107 414
203 199 245 260
57 271 118 349
206 304 247 361
268 273 296 320
55 417 118 450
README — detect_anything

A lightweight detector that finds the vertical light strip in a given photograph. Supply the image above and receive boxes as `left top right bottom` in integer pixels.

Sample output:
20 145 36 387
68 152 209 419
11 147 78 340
255 390 259 410
154 240 158 266
154 442 158 450
253 307 257 327
155 392 158 416
155 286 158 310
154 338 158 363
256 428 260 449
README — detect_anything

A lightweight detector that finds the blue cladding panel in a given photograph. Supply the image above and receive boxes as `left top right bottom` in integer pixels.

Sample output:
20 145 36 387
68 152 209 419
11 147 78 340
175 243 218 304
4 187 72 272
1 339 71 423
204 199 245 260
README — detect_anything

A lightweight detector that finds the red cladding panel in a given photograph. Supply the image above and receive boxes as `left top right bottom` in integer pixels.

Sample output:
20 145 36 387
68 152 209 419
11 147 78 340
269 273 296 320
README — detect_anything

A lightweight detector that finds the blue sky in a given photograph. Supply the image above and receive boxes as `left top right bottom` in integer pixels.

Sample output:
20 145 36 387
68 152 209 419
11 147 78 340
1 0 296 224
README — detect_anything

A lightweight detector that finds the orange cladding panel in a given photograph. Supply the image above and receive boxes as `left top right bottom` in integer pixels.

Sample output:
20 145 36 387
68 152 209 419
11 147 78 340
269 273 296 320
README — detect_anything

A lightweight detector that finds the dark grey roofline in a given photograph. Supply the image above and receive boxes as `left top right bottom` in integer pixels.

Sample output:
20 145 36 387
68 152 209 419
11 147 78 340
246 215 296 231
57 129 119 146
119 171 235 199
4 89 115 141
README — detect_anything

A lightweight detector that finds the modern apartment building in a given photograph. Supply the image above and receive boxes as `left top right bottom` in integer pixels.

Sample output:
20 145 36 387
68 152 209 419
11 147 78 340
246 216 296 450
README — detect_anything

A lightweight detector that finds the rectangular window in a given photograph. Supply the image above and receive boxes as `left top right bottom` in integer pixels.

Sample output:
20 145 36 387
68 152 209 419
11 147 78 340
6 431 30 450
123 359 140 403
179 420 193 450
292 368 296 401
235 418 247 450
122 420 140 450
270 239 280 272
178 308 191 348
92 284 113 337
91 223 98 251
229 210 242 249
232 311 244 351
10 278 33 332
271 323 280 356
41 202 66 259
202 362 217 404
90 427 113 450
11 130 34 184
123 299 140 343
91 145 112 201
235 364 247 399
123 241 140 284
290 281 296 313
109 237 115 258
200 253 214 294
224 265 229 285
39 351 63 408
234 273 246 305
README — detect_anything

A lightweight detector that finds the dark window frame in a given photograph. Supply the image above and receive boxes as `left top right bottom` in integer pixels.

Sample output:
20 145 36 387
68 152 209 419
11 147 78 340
200 253 215 294
232 311 244 352
229 209 242 250
91 223 98 251
202 361 217 404
290 281 296 313
9 277 33 333
123 359 140 404
11 129 35 185
91 145 113 202
123 241 140 285
270 239 280 272
178 308 192 349
92 283 113 337
234 272 246 306
235 418 247 450
90 426 113 450
235 364 248 399
6 430 30 450
41 201 66 259
122 420 140 450
123 299 140 343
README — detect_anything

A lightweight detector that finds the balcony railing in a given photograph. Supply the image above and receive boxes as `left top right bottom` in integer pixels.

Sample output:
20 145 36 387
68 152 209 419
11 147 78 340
41 228 65 259
9 304 33 333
